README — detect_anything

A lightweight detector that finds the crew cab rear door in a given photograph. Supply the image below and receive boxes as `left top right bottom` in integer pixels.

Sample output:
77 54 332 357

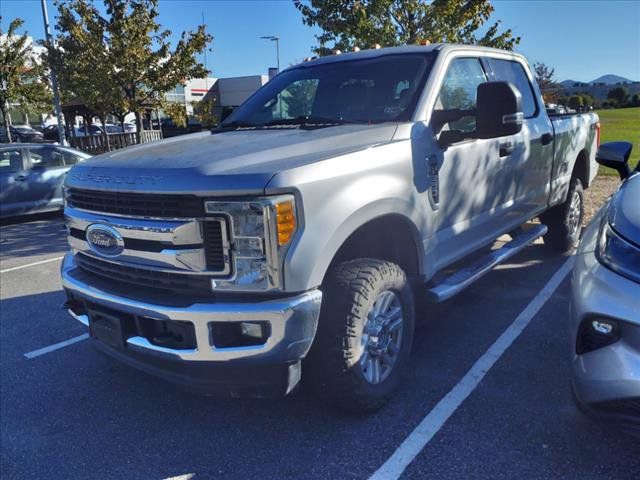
484 57 554 220
428 56 520 268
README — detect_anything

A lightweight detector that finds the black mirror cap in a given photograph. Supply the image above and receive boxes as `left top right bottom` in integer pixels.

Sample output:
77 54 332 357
476 81 523 139
596 141 633 180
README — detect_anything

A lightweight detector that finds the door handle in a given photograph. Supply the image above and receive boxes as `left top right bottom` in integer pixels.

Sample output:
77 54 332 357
14 174 28 181
499 142 515 157
540 132 553 145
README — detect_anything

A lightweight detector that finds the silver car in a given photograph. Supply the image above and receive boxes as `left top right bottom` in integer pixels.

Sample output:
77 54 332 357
0 144 90 218
571 141 640 435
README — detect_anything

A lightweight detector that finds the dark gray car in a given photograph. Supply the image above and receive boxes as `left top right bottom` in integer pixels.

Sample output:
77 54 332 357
0 144 90 218
571 141 640 435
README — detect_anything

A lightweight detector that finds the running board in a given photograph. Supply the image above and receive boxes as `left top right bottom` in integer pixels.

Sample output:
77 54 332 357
426 224 548 303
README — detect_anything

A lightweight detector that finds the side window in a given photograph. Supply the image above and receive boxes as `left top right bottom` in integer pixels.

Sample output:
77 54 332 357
435 58 487 133
0 149 23 173
28 148 65 169
487 59 537 117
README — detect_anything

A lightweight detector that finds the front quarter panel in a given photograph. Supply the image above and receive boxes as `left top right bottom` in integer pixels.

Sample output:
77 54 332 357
266 139 429 292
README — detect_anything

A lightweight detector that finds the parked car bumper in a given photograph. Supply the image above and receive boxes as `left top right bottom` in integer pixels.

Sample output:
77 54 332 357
570 244 640 431
61 253 322 396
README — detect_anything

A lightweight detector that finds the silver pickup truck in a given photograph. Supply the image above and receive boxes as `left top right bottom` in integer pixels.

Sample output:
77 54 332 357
61 44 599 410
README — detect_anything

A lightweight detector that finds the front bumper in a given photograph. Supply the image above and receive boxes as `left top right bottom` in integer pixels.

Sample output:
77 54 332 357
61 253 322 396
570 247 640 428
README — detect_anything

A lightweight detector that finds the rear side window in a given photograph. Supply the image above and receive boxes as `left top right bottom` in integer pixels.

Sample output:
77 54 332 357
435 57 487 133
63 151 85 166
487 59 538 117
0 149 23 173
28 147 65 168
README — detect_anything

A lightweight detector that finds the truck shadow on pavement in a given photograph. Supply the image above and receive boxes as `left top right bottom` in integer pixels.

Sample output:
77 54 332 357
2 250 638 479
0 214 68 260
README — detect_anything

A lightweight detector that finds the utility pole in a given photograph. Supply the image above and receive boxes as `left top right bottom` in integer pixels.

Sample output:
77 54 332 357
41 0 67 145
260 35 280 73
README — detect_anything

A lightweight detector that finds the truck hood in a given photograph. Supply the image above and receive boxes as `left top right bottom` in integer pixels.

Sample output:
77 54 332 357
608 173 640 247
65 124 398 195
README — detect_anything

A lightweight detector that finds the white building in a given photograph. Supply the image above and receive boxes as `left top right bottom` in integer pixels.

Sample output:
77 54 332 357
164 75 269 121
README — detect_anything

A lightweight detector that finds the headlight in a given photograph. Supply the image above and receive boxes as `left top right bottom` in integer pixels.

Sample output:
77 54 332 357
204 195 298 292
596 222 640 284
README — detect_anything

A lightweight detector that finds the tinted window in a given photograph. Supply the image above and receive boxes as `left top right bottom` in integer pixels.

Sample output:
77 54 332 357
0 149 23 173
63 150 85 166
28 147 65 169
226 54 435 125
488 59 537 117
435 58 487 133
272 79 319 120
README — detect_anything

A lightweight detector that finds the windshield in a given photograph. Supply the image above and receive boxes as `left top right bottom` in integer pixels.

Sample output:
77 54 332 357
224 53 435 128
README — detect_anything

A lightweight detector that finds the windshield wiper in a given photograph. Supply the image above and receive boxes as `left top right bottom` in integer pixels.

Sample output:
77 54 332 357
263 116 349 129
212 121 262 133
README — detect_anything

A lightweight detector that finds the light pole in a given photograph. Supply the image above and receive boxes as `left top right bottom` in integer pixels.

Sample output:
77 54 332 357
40 0 67 145
260 35 280 73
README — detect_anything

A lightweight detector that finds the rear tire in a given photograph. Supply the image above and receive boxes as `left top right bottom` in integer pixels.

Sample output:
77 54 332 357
305 258 415 412
540 177 584 252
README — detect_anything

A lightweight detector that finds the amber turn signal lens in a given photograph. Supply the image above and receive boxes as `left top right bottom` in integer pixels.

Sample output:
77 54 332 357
275 200 296 246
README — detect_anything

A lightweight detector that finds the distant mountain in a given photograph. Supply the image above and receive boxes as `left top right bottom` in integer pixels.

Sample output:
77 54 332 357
589 74 635 85
559 75 637 87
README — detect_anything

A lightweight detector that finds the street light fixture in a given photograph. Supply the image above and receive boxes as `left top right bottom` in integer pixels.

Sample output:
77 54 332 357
260 35 280 73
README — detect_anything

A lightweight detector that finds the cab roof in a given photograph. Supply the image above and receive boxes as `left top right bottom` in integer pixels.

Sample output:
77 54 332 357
294 43 525 69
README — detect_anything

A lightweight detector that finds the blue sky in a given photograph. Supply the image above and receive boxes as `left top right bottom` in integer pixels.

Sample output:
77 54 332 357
2 0 639 82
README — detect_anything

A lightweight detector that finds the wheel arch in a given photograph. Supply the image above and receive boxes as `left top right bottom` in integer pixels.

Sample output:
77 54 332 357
320 212 424 286
572 149 591 187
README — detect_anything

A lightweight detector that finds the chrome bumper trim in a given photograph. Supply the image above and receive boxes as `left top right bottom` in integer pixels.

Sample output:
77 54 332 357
68 309 89 326
65 206 205 244
65 206 231 275
62 253 322 362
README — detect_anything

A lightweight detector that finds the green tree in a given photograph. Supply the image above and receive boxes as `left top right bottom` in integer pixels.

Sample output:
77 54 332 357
293 0 520 55
631 93 640 107
0 18 51 142
607 86 629 106
533 61 562 103
163 102 188 128
576 92 594 107
49 2 124 148
53 0 212 141
193 97 218 128
567 95 583 110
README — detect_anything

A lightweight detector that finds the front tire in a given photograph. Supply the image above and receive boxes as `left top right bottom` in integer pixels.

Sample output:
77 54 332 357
305 259 415 412
540 177 584 252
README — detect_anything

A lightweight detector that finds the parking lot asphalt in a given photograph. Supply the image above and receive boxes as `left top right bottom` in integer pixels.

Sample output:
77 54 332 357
1 216 638 479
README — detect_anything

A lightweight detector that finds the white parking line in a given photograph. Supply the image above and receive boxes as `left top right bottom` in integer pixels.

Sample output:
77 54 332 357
0 256 64 274
370 256 575 480
24 333 89 359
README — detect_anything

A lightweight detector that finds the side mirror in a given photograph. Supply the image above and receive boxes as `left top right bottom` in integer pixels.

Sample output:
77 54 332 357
476 82 524 139
596 141 633 180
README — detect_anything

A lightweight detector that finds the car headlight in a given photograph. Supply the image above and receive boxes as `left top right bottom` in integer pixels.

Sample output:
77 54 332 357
204 195 298 292
596 222 640 284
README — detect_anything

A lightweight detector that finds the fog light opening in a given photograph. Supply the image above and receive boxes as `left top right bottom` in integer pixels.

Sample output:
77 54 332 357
576 317 620 355
210 321 270 348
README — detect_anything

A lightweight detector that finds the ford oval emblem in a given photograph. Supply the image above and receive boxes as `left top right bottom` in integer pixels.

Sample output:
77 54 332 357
86 224 124 257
